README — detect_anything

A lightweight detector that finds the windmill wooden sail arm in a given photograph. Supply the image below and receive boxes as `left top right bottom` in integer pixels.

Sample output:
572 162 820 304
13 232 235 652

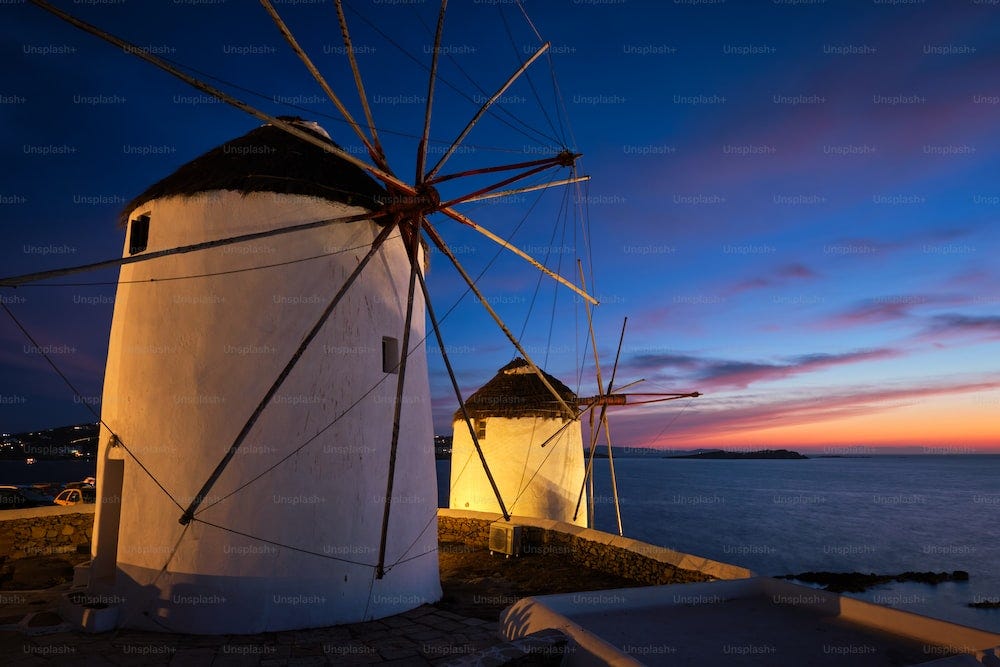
577 391 701 406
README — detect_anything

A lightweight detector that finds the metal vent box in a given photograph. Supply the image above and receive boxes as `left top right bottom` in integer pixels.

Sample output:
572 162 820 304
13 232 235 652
489 524 522 557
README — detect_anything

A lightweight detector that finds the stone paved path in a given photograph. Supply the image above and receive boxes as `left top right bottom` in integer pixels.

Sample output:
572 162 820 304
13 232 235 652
1 604 503 666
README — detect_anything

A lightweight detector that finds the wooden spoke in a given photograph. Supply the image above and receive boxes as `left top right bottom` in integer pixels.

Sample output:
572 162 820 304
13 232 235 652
376 230 420 579
600 411 623 535
601 316 628 536
588 408 596 526
428 153 577 186
425 42 551 182
610 393 700 405
606 316 627 392
575 416 601 524
452 176 590 205
416 0 448 184
574 262 609 524
422 221 577 421
537 399 596 448
438 206 598 305
0 210 385 288
439 162 570 209
334 0 389 170
414 228 510 521
28 0 411 194
182 222 398 524
611 378 645 393
259 0 390 173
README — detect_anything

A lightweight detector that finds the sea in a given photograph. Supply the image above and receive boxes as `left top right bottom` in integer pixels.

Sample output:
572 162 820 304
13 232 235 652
0 459 96 487
438 455 1000 634
4 456 998 634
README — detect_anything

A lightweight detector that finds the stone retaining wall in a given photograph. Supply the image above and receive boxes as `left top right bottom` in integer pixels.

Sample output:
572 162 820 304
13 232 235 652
0 505 750 589
0 506 95 561
438 508 752 586
437 512 492 546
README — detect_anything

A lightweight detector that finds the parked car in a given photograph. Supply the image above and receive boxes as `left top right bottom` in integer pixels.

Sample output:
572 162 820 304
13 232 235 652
0 485 52 509
53 486 96 506
63 477 96 490
19 486 56 505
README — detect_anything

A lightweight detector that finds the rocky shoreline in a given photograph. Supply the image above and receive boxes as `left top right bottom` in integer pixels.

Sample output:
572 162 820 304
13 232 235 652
779 569 970 593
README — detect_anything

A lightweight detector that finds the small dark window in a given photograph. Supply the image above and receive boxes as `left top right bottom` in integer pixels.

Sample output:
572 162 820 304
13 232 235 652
129 214 150 255
476 420 487 440
382 336 399 374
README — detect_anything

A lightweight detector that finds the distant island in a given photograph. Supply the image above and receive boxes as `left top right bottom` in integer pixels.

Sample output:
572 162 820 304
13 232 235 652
667 449 808 460
969 599 1000 609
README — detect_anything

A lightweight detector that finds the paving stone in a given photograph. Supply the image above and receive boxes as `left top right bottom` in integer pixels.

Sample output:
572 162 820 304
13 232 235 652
433 610 469 622
350 629 395 644
332 655 382 666
419 616 466 632
378 645 422 661
401 605 437 619
289 642 326 657
285 657 329 667
407 628 447 643
326 652 382 667
68 655 121 667
460 617 490 626
302 627 351 644
211 655 262 667
422 638 480 654
346 620 389 633
321 640 380 662
169 648 215 667
380 657 432 666
379 616 417 629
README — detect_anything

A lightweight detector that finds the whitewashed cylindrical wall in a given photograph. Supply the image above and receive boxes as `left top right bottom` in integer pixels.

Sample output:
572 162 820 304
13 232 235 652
450 416 586 527
91 191 439 633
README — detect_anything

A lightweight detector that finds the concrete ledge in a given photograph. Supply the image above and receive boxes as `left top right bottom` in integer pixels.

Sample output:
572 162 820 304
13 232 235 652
502 598 643 667
500 577 1000 666
438 508 751 584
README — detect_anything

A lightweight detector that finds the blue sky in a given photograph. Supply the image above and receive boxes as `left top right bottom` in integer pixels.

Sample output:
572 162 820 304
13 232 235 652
1 0 998 450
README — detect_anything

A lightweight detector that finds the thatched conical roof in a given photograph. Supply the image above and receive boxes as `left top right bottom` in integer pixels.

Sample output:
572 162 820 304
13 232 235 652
119 117 387 225
455 358 578 421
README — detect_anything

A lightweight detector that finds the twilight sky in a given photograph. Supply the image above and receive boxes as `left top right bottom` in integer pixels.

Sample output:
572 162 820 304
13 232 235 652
1 0 998 452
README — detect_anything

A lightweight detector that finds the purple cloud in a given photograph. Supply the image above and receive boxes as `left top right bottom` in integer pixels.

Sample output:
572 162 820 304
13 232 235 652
820 294 968 329
620 348 899 392
725 262 819 295
920 314 1000 342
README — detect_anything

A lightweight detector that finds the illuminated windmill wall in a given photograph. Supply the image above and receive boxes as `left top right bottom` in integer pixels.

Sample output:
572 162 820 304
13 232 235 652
450 358 586 527
90 119 440 633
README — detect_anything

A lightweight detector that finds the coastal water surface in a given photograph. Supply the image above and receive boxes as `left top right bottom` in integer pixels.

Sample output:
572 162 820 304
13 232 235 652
440 455 1000 633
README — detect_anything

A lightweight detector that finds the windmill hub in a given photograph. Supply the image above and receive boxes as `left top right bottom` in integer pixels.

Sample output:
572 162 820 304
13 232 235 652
556 149 580 168
382 183 441 221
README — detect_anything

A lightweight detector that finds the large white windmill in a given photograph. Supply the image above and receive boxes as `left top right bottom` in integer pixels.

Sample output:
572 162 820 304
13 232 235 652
2 0 600 634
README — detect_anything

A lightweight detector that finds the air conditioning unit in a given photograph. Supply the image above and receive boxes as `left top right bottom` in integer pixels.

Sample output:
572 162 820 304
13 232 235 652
489 523 522 558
